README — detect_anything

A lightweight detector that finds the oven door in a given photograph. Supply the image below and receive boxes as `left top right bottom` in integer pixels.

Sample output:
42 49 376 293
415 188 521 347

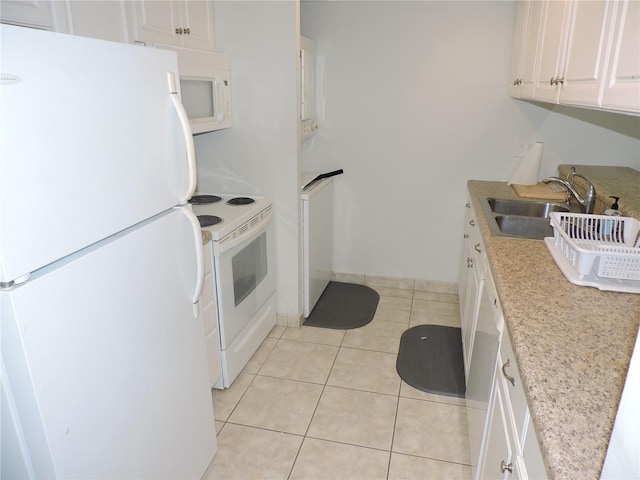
214 218 276 348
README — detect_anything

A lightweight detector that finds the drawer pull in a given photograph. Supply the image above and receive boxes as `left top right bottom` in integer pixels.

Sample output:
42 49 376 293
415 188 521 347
469 220 475 227
465 202 470 208
474 243 482 254
501 460 513 473
502 358 516 387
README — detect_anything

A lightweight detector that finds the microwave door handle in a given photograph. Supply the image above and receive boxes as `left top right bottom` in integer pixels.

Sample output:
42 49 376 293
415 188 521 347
215 76 226 122
167 72 197 204
177 206 205 305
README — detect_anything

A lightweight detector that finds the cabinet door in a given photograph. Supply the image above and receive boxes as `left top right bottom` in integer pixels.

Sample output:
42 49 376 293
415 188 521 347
535 0 573 103
482 377 512 480
560 0 614 107
0 0 54 29
179 0 215 51
509 1 532 97
519 0 544 99
128 0 181 46
65 1 129 43
601 0 640 113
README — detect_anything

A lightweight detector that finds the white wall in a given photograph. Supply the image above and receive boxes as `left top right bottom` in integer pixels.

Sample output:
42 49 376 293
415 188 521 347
195 1 301 317
301 0 640 283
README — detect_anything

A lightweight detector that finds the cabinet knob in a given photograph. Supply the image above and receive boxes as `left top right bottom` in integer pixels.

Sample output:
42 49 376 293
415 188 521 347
469 220 475 227
175 27 183 35
501 460 513 474
463 234 469 239
185 27 191 35
474 243 482 254
465 202 471 209
502 358 516 387
513 78 522 86
467 258 473 269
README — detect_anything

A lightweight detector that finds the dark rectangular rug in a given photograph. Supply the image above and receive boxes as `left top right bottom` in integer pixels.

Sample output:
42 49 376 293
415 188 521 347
303 281 379 330
396 324 466 398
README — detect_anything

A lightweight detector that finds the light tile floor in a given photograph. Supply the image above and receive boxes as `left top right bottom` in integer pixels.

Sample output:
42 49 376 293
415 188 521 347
203 287 471 480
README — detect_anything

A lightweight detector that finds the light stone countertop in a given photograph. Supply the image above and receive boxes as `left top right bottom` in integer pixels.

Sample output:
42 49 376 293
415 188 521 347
467 180 640 479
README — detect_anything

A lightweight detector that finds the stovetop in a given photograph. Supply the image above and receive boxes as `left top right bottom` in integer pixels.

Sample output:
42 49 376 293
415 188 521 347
190 193 272 241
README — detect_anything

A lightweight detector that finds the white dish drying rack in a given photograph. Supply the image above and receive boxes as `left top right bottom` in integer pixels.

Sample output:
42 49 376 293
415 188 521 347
544 212 640 294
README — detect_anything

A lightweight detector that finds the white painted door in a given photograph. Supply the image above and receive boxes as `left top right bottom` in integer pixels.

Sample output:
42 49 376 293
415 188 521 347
601 0 640 113
560 0 614 107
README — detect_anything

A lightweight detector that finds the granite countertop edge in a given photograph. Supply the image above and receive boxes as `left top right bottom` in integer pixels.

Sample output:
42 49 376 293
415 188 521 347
467 180 640 479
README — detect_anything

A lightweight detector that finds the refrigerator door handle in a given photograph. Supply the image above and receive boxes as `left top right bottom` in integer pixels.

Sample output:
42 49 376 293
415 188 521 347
168 72 197 204
178 206 204 305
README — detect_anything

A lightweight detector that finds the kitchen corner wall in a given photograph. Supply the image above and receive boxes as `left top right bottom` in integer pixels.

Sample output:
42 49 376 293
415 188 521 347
301 0 640 283
194 1 301 317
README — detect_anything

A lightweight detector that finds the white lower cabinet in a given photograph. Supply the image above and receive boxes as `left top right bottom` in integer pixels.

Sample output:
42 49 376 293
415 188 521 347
201 241 222 388
477 334 548 480
458 201 486 380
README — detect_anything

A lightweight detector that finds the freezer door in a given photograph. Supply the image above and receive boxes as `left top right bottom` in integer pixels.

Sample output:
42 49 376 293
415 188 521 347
1 208 215 478
0 25 191 283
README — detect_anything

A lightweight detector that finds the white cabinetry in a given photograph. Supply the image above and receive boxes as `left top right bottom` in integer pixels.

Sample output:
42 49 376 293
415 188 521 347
601 0 640 113
479 331 547 480
0 0 61 30
559 0 614 107
509 0 639 115
467 269 502 479
64 1 129 43
458 201 485 380
201 241 222 388
127 0 215 51
533 0 573 103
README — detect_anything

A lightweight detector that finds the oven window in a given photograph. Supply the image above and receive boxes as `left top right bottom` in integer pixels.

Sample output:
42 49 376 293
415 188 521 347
232 232 267 306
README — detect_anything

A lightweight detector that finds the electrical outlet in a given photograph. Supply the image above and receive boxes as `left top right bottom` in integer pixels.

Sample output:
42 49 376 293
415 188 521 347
514 137 534 157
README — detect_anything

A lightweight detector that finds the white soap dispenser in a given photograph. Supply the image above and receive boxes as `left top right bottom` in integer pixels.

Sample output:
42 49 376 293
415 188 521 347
605 196 622 216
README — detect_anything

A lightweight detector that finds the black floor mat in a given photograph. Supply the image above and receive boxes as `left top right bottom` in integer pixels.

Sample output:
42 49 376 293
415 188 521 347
303 281 379 330
396 325 466 398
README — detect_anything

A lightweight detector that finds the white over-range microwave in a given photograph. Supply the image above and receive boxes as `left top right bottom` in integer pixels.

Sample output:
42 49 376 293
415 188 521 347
164 47 232 135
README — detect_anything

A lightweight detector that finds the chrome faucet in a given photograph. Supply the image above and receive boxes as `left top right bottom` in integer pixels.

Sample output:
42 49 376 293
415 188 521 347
543 172 596 214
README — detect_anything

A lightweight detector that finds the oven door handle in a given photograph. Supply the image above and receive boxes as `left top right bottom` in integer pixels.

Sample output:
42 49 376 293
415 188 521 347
168 72 197 205
178 206 204 304
217 209 273 254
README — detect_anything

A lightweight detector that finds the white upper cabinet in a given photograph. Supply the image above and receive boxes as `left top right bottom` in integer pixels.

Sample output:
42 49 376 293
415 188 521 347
510 0 639 115
601 0 640 113
0 0 58 30
127 0 215 51
560 0 614 107
533 0 573 103
65 1 130 43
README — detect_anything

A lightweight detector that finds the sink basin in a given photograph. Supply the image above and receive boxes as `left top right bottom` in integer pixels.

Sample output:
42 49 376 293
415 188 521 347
494 216 554 239
480 197 575 240
485 197 570 218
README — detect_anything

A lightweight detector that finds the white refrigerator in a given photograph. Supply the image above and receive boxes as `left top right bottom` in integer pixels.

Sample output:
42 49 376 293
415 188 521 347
0 25 216 478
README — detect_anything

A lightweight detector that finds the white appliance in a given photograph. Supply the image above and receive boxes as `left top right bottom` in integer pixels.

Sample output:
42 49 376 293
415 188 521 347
301 174 334 317
191 194 276 388
300 36 318 140
168 46 232 135
0 25 216 478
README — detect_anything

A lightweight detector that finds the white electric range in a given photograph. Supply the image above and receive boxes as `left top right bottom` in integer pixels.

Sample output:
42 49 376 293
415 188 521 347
190 193 276 388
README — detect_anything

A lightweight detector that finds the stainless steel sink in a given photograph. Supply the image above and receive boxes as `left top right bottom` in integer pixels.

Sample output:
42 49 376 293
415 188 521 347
486 197 570 218
480 197 575 240
494 216 555 239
